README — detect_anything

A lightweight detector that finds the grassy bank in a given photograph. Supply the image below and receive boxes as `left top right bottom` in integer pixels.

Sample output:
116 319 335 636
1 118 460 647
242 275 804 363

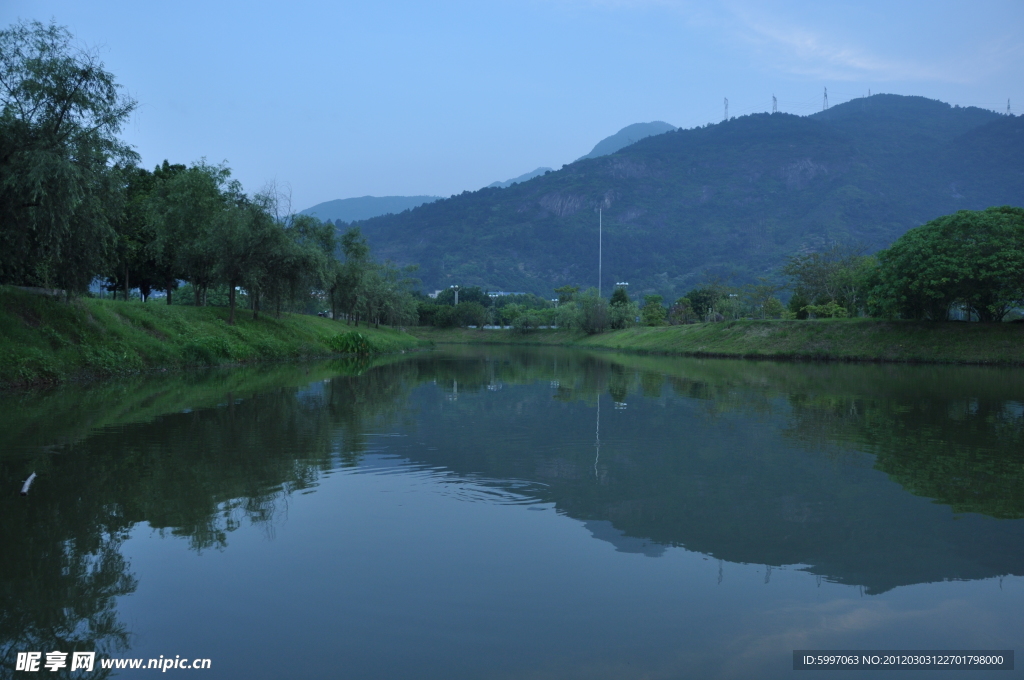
0 286 425 388
410 318 1024 365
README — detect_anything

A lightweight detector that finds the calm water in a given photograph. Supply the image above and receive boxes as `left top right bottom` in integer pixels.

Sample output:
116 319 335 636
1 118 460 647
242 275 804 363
1 348 1022 679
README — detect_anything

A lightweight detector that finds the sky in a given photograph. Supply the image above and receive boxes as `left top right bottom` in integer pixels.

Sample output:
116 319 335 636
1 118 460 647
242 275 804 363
3 0 1022 212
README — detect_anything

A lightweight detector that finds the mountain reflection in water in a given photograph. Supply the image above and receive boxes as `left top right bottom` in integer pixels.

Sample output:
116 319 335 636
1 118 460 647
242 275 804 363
1 348 1021 676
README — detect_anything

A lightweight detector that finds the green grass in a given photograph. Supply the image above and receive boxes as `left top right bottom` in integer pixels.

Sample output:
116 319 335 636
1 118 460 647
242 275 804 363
409 318 1024 365
0 286 426 388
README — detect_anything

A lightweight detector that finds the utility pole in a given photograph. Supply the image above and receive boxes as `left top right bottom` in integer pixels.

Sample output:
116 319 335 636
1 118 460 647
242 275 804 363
772 95 777 113
823 87 829 111
724 97 729 121
598 208 602 297
1008 99 1012 115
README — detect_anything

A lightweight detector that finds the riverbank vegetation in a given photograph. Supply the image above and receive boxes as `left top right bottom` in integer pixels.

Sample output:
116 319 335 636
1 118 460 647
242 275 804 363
0 286 424 388
410 318 1024 365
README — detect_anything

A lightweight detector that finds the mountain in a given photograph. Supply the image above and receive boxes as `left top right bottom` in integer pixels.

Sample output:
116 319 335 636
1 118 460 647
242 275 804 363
576 121 677 161
487 167 553 189
300 195 440 223
346 96 1024 298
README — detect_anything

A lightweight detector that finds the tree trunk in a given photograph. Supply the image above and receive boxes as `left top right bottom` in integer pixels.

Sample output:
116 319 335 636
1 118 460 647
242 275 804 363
228 283 236 325
166 284 173 305
252 292 260 321
194 285 201 306
123 264 130 302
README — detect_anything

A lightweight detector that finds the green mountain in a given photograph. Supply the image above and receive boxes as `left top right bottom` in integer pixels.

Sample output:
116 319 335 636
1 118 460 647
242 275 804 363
575 120 677 161
347 96 1023 298
301 195 440 222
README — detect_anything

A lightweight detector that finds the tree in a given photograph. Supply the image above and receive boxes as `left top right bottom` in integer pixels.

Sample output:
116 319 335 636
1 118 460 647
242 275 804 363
609 286 630 307
554 285 579 305
334 226 370 325
578 288 609 334
667 297 695 324
871 207 1024 322
608 285 636 329
0 20 138 295
640 294 667 326
152 162 234 306
782 244 869 315
684 286 721 322
742 278 784 319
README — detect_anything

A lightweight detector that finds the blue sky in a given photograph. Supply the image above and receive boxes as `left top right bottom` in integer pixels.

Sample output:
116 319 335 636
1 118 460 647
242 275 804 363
3 0 1022 212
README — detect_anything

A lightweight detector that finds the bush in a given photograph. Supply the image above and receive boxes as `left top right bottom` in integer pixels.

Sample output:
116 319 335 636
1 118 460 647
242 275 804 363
329 331 372 355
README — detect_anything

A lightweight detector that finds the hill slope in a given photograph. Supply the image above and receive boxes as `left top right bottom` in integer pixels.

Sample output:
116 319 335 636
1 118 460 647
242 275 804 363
350 96 1024 298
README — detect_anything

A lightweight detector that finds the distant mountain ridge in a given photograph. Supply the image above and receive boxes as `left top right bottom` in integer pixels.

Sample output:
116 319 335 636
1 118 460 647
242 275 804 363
348 95 1023 298
300 195 440 223
576 121 677 161
487 167 552 189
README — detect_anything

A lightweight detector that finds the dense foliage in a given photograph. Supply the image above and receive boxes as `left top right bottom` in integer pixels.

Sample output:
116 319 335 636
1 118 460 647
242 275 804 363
0 21 137 296
0 21 418 329
871 207 1024 321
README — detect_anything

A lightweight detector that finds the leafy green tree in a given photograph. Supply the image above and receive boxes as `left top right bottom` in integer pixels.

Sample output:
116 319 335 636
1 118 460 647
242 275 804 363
456 301 489 328
609 300 639 329
578 288 609 334
335 226 371 325
609 286 630 307
762 297 785 319
684 286 721 322
741 278 784 319
787 291 810 320
554 285 579 305
871 207 1024 322
152 162 235 306
0 20 138 295
641 294 667 326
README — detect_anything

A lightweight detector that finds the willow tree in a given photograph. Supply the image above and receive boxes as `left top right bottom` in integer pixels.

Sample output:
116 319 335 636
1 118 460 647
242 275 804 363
0 20 137 295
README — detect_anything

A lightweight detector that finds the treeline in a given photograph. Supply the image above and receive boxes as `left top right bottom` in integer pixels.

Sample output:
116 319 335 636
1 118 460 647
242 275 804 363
421 206 1024 332
0 21 418 327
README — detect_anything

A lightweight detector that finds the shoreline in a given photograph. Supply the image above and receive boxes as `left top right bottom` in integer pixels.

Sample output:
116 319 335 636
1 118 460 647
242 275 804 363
408 319 1024 366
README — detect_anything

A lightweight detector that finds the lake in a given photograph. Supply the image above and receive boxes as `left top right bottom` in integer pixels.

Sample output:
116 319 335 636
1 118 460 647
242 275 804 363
1 347 1021 679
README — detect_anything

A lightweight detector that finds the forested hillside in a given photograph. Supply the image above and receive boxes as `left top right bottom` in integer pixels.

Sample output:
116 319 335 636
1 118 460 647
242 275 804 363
345 95 1023 298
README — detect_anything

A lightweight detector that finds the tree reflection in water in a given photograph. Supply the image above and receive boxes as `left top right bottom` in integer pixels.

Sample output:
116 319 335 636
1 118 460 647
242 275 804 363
1 349 1022 669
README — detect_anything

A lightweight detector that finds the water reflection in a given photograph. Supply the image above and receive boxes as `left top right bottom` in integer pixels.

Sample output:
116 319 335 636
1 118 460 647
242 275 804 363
1 349 1022 674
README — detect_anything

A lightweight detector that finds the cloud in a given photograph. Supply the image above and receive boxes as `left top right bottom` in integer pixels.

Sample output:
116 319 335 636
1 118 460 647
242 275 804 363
726 6 952 82
723 1 1024 84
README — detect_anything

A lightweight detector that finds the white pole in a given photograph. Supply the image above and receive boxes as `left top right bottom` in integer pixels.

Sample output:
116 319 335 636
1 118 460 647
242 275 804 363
599 208 602 297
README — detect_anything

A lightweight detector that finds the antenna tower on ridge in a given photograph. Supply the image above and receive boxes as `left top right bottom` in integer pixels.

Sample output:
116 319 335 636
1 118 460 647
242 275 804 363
823 87 829 111
1008 99 1012 115
772 95 777 113
724 98 729 121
